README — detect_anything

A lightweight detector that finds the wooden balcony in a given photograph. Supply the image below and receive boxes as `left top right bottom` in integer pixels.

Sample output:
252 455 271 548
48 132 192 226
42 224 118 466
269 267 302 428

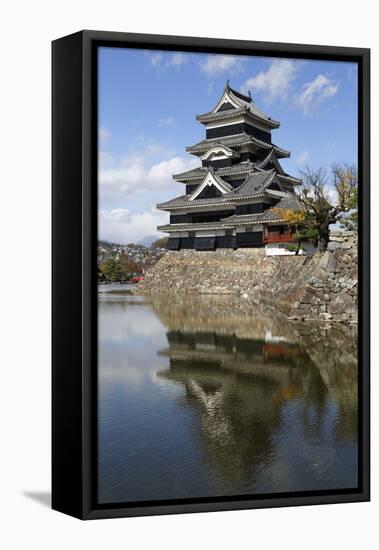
263 233 294 244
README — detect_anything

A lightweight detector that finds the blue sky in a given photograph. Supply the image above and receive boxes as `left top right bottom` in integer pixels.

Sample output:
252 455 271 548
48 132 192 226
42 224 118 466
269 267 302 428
98 47 358 244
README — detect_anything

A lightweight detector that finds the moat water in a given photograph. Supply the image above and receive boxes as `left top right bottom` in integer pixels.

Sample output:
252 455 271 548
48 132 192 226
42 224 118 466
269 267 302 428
97 287 358 504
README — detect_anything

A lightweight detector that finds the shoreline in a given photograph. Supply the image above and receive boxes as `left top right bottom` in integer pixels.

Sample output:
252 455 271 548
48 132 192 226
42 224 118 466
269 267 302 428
135 232 358 325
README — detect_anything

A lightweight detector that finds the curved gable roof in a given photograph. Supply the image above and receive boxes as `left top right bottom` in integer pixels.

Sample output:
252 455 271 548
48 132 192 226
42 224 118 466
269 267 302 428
196 82 280 129
256 149 285 174
201 143 239 161
189 169 233 200
225 170 276 200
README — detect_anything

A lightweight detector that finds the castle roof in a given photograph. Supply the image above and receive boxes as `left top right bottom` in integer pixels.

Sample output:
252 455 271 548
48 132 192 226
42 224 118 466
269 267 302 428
186 134 290 158
173 155 301 185
157 209 291 232
157 194 234 210
156 83 303 238
267 193 303 211
157 194 301 232
196 82 280 129
224 170 276 200
173 161 258 182
157 170 294 211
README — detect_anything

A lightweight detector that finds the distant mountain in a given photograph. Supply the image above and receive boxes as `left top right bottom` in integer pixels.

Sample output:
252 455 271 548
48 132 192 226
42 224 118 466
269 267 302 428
137 235 157 248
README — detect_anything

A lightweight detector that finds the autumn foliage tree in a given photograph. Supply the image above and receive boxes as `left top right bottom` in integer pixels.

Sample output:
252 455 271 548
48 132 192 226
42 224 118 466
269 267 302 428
271 163 357 254
99 253 142 283
338 179 358 231
117 254 142 281
272 208 318 255
296 163 358 252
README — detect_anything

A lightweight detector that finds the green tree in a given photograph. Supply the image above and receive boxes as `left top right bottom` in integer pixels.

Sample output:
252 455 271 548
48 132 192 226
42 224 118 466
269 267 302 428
117 254 142 281
97 266 106 282
99 259 120 282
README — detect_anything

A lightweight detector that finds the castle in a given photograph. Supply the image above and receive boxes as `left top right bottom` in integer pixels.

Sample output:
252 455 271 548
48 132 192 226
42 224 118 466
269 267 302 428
157 81 302 252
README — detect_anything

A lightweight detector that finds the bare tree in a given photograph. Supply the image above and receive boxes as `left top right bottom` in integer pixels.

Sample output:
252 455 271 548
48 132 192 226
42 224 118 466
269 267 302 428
297 163 357 252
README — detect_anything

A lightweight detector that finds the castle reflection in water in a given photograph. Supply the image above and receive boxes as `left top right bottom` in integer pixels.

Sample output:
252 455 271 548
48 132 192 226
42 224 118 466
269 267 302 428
97 291 358 503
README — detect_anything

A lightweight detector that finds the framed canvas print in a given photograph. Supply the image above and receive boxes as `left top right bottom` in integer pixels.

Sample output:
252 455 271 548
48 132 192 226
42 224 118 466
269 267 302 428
52 30 370 519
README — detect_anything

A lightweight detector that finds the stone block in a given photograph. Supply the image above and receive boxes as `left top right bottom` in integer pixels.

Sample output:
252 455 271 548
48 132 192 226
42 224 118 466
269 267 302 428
327 241 340 251
319 312 333 321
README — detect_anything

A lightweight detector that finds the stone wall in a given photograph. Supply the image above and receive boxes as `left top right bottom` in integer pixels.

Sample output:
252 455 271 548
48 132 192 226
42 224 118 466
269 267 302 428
289 231 357 323
137 230 357 323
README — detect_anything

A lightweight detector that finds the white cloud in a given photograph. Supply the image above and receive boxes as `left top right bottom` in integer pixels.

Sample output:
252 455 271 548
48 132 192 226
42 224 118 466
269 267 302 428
241 59 298 103
158 116 175 127
347 65 358 85
148 52 163 68
99 149 198 207
99 127 110 145
147 51 189 70
199 55 245 76
98 145 198 241
99 151 114 170
99 208 167 244
100 155 196 194
327 186 339 206
295 151 310 167
98 117 202 242
170 53 187 67
296 74 339 114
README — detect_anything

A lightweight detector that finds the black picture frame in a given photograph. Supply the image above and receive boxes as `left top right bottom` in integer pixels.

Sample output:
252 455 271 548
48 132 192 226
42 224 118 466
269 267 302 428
52 30 370 520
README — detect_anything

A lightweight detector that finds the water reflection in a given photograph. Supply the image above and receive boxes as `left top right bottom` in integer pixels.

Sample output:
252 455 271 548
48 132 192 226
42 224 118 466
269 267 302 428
98 290 358 503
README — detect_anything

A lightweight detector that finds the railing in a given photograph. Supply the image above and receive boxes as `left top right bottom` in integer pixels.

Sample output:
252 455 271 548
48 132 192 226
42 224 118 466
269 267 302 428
263 233 294 244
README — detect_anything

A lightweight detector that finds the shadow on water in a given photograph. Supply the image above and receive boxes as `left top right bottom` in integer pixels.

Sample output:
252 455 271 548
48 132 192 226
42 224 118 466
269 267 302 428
98 292 358 502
